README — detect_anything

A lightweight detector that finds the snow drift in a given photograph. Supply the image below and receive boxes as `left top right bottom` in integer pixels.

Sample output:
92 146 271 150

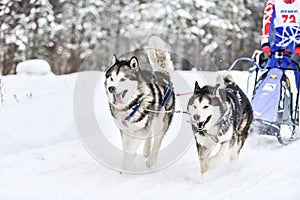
16 59 53 75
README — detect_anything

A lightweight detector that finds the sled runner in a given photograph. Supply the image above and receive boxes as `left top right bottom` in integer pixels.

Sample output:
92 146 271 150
227 51 300 145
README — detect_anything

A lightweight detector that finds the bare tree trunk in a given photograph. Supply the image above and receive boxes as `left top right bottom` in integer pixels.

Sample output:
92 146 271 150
230 0 238 63
30 13 40 59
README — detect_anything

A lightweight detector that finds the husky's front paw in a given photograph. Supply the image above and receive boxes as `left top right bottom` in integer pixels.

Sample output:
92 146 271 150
146 155 158 168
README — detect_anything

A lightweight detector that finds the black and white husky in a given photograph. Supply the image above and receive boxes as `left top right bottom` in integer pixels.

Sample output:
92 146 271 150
187 72 253 174
104 36 175 171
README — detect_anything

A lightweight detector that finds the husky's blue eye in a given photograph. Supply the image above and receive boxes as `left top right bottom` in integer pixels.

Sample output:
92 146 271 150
120 78 126 82
203 105 209 109
110 77 113 81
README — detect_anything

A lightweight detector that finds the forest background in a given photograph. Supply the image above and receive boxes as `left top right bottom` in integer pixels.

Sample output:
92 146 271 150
0 0 265 75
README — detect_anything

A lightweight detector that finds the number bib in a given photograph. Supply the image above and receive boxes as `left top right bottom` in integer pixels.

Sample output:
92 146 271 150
274 0 300 27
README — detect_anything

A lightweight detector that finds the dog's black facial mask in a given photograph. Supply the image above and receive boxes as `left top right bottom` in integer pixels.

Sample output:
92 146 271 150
188 82 205 107
189 82 220 106
188 82 225 123
105 55 139 79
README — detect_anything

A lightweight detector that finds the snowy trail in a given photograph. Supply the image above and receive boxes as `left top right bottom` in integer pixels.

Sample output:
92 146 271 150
0 71 300 200
1 136 299 200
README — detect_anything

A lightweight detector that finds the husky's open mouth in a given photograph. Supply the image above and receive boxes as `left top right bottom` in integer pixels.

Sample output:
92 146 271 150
197 115 211 131
114 90 128 104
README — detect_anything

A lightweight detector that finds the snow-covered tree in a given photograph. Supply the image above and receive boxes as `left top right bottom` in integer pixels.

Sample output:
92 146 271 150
0 0 265 74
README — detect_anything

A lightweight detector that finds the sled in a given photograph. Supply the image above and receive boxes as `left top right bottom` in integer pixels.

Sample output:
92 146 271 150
227 51 300 145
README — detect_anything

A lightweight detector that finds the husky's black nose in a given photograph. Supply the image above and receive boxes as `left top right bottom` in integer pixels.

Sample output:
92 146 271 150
193 114 200 121
108 86 116 93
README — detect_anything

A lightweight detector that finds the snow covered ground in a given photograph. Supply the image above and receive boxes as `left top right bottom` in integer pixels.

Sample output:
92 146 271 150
1 71 300 200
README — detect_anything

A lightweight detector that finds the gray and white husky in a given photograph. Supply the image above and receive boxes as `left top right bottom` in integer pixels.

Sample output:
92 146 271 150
104 36 175 171
187 72 253 174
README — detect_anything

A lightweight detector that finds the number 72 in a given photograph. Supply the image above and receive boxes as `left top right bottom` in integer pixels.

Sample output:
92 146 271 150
282 14 296 23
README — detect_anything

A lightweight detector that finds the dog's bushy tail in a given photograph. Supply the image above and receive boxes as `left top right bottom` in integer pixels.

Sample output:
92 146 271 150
216 70 235 88
147 36 174 74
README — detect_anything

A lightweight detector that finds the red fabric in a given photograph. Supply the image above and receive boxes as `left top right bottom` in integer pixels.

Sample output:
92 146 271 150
262 46 271 55
294 46 300 55
284 0 295 4
261 0 274 38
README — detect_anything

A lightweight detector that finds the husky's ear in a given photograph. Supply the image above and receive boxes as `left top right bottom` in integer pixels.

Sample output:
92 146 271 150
212 83 221 96
194 81 201 94
111 54 118 65
129 56 139 71
212 83 226 101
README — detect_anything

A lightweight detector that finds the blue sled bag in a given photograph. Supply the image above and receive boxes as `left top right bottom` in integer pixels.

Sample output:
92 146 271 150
251 68 283 122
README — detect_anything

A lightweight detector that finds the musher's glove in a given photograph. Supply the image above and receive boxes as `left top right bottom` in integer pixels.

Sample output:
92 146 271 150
261 42 271 54
259 43 271 67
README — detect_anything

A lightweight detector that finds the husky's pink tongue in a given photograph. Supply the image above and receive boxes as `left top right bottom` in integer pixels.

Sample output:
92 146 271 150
115 92 124 104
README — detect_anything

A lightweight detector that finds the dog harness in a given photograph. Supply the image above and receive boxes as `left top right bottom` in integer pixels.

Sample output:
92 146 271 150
122 81 174 127
161 82 173 108
211 134 219 143
122 99 144 127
